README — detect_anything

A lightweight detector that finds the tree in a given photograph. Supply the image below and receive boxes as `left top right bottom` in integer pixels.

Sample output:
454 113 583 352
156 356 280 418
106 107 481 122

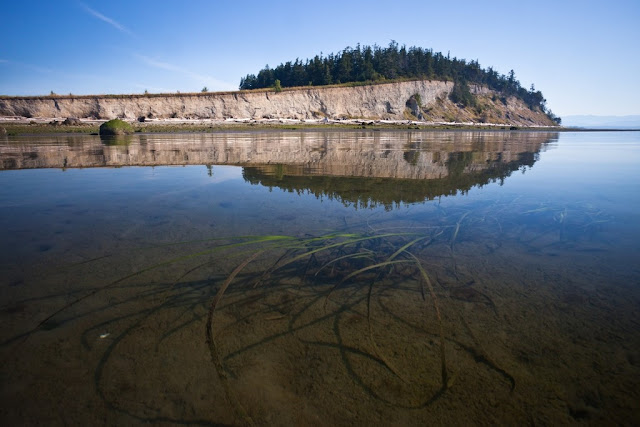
202 87 208 92
291 60 307 86
506 69 519 95
274 79 282 93
239 74 258 90
335 49 353 83
257 66 275 88
449 79 475 107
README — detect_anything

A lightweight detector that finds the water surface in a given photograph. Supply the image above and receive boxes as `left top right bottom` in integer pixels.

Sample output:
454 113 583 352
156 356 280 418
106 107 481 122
1 130 639 425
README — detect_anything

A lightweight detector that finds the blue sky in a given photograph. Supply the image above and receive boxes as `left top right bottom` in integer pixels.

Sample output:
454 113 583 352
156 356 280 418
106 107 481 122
1 0 638 117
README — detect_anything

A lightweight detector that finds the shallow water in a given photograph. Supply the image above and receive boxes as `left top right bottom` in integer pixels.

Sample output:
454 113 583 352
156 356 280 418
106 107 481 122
1 130 639 425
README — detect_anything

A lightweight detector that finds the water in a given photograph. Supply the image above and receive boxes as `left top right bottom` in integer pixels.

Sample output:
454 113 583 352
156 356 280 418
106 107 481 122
1 130 639 425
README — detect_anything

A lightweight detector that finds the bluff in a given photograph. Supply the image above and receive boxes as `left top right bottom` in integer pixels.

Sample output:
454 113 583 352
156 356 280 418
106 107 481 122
0 80 555 126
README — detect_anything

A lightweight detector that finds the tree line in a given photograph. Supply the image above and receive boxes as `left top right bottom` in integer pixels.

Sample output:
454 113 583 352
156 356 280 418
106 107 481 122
239 42 559 123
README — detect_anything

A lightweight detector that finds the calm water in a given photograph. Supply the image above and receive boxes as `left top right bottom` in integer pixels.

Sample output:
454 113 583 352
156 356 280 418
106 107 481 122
1 130 639 425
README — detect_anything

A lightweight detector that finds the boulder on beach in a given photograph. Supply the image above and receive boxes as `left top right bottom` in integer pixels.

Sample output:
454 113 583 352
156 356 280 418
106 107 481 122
63 117 81 125
99 119 134 136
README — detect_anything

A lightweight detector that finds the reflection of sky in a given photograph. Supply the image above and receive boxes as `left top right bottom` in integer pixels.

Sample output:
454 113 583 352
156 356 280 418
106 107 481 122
490 132 640 206
204 165 244 184
451 132 640 261
140 164 243 184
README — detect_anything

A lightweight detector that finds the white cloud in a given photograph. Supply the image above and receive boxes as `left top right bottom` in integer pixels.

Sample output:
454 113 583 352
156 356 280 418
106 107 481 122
134 54 236 91
79 2 133 36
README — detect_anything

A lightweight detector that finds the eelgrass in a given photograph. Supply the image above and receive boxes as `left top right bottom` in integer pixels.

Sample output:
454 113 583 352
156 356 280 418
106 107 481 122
37 196 607 413
193 230 457 422
77 229 457 414
7 195 618 422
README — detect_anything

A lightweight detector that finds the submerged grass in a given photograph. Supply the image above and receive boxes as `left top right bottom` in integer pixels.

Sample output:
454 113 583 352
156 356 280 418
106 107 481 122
191 229 458 421
11 196 611 421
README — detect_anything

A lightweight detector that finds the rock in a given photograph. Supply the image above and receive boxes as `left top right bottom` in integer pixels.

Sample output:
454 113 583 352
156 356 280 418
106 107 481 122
137 116 146 122
63 117 81 125
99 119 134 136
406 96 420 117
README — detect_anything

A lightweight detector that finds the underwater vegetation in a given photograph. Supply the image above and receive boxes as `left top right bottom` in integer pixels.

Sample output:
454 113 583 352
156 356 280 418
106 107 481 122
2 197 615 425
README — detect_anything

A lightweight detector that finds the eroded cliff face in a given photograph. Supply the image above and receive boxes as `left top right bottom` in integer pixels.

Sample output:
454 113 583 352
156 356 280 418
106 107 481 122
0 80 555 126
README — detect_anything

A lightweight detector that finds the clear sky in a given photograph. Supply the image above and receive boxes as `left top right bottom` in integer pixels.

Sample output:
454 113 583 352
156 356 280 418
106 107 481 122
1 0 639 117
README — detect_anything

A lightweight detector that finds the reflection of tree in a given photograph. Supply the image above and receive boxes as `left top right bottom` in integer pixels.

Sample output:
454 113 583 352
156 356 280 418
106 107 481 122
403 148 420 166
243 149 540 210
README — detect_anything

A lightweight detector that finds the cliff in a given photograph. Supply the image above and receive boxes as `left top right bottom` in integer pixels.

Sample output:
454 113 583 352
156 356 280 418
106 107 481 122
0 80 555 126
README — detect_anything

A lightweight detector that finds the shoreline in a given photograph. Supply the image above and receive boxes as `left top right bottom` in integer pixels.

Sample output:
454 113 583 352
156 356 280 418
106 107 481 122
2 116 637 134
0 116 569 135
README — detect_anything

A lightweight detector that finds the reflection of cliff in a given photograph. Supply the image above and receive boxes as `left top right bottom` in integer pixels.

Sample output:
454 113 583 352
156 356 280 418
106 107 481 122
243 150 539 209
240 131 556 209
1 130 556 208
1 131 556 176
2 130 557 208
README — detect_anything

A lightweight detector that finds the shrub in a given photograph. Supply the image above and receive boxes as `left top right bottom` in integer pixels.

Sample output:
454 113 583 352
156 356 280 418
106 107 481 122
99 119 134 136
